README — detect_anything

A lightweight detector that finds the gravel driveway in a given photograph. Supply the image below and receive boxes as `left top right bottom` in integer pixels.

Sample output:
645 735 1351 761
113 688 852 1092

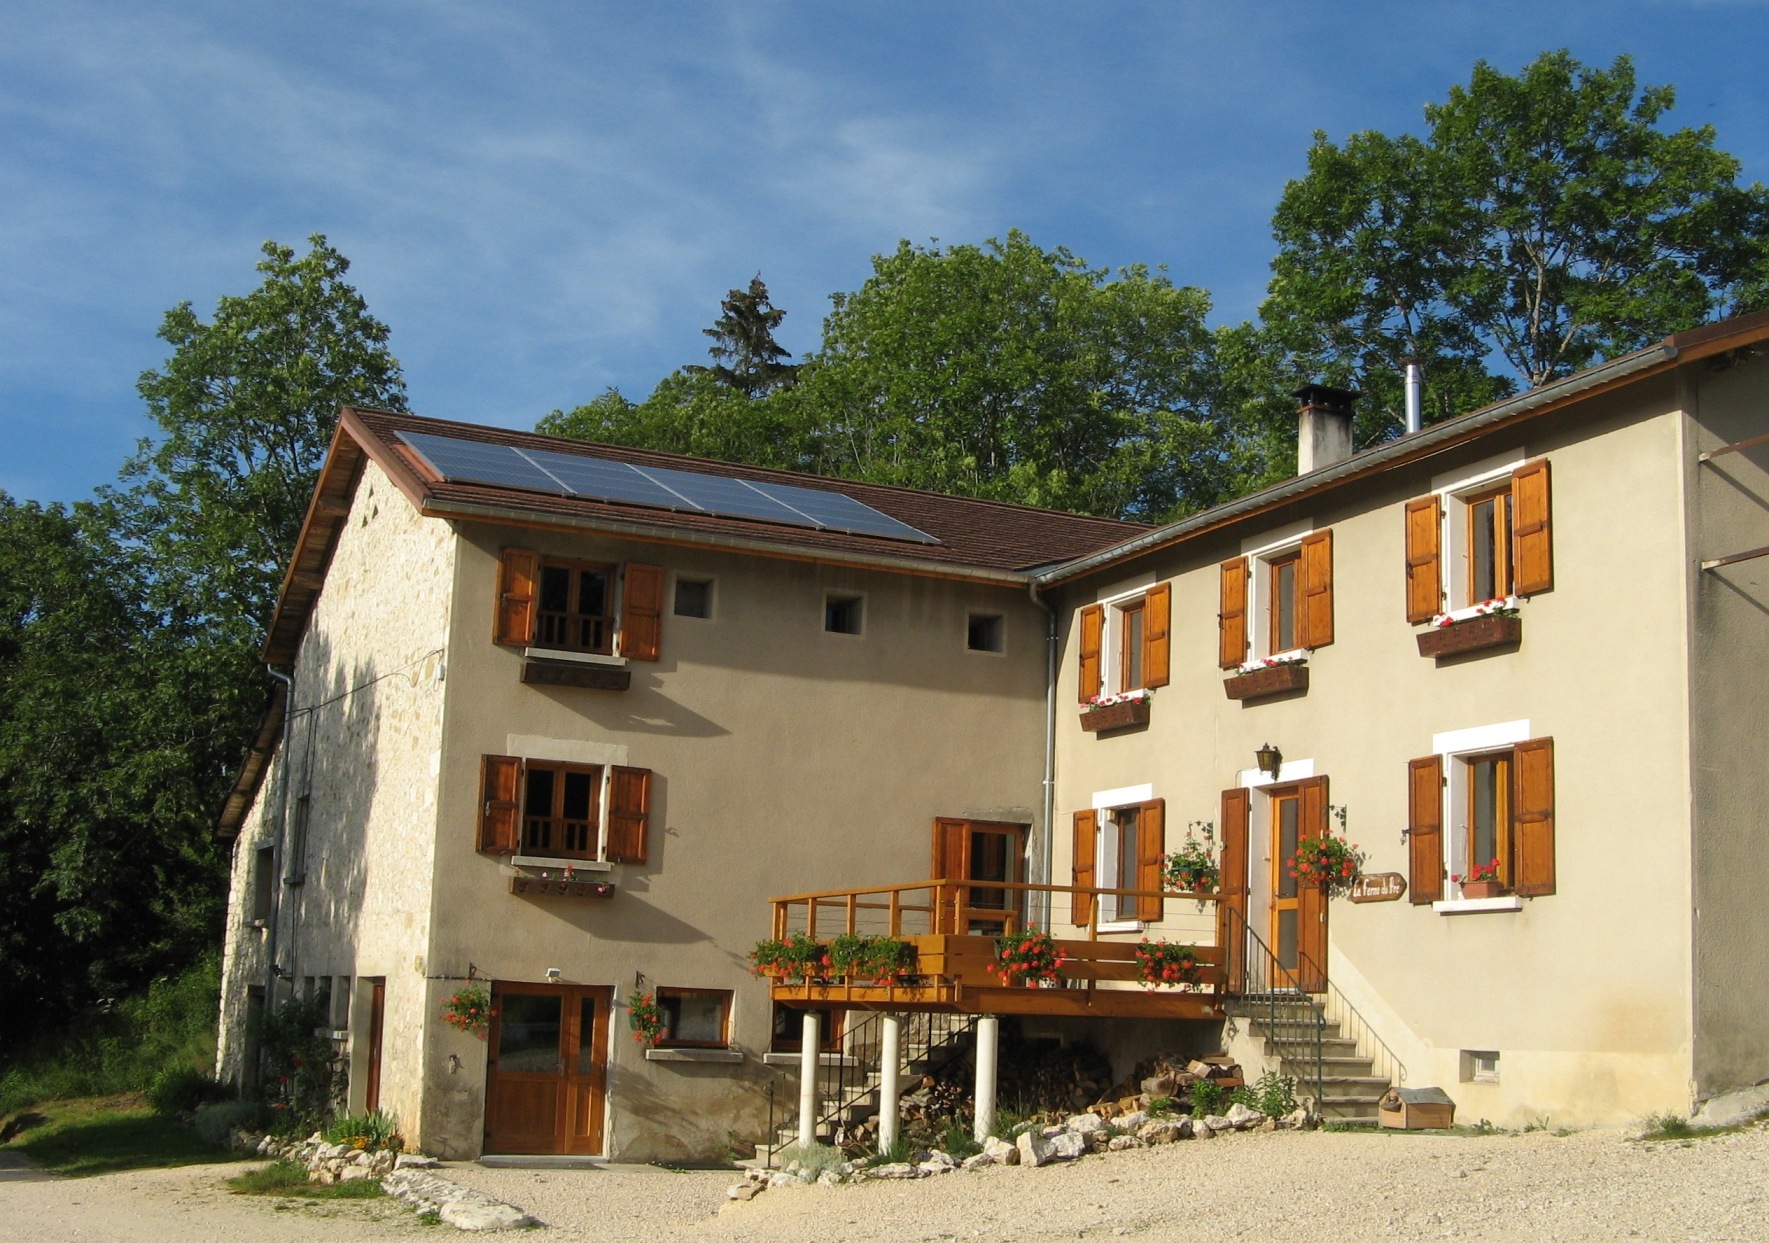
3 1124 1766 1242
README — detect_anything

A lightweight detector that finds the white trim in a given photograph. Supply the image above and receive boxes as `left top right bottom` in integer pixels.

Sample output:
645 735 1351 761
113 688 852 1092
508 855 613 873
1092 783 1154 810
1094 573 1157 604
1237 758 1315 790
1433 720 1532 902
523 647 627 667
1241 523 1315 660
1433 896 1525 915
1429 449 1531 614
506 735 628 767
1432 720 1530 755
1236 651 1307 673
644 1048 744 1063
1432 597 1519 627
1431 448 1525 495
1240 518 1314 558
1096 920 1143 934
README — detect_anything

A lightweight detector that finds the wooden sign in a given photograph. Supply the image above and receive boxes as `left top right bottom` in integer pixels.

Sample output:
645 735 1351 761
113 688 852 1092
510 877 615 899
1349 872 1407 903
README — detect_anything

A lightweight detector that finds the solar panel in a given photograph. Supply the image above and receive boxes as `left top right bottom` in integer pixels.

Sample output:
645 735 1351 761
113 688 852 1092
395 430 939 545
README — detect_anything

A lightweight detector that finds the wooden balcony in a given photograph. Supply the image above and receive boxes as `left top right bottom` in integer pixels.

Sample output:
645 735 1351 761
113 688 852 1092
765 879 1227 1022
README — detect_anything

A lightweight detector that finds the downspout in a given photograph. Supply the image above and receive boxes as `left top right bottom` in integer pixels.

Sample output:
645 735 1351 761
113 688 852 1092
263 669 295 1014
1029 581 1058 932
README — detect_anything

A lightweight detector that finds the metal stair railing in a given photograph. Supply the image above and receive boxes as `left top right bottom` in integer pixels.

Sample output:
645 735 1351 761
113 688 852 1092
1308 965 1407 1089
1220 906 1324 1112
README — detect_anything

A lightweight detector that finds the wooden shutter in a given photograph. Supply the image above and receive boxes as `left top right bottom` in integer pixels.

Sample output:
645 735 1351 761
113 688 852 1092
930 817 967 881
494 549 540 646
1077 605 1104 702
1142 584 1171 688
1297 777 1329 992
1404 496 1442 623
1299 530 1335 649
1217 788 1251 993
1511 460 1553 596
606 766 652 862
1218 557 1249 669
478 755 523 854
620 563 665 661
1513 738 1556 896
1135 799 1167 922
1071 810 1098 926
1407 755 1444 905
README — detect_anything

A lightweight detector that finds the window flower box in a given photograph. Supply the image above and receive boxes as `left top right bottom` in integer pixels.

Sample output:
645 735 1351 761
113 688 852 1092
1457 879 1506 899
1223 660 1308 701
1417 610 1521 659
1080 697 1151 732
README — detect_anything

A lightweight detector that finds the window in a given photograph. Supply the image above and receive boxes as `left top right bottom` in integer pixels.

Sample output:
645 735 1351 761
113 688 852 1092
824 593 863 635
1408 735 1555 904
1461 1050 1500 1083
1219 531 1333 668
1405 458 1552 623
494 548 664 661
674 577 713 619
1071 797 1165 927
478 755 654 863
967 612 1004 653
771 1004 842 1053
252 846 274 923
656 988 731 1048
1077 583 1170 702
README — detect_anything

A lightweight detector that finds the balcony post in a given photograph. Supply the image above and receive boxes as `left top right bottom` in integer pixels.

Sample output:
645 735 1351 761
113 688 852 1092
797 1011 820 1149
972 1014 999 1143
877 1014 902 1156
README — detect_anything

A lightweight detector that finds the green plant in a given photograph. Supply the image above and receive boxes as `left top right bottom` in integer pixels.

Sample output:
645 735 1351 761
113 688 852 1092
625 990 666 1046
1163 822 1219 893
1290 806 1366 897
1146 1095 1172 1117
992 931 1067 987
748 934 830 982
1190 1079 1226 1117
227 1158 385 1199
1245 1071 1297 1117
1132 939 1201 991
826 934 918 984
254 996 338 1135
145 1066 233 1116
439 984 494 1039
324 1109 403 1151
937 1116 982 1159
1638 1112 1698 1141
775 1140 847 1177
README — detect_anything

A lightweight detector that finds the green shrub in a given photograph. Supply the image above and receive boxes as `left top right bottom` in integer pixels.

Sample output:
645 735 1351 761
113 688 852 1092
1190 1079 1226 1117
324 1110 403 1151
146 1066 232 1116
254 996 340 1135
227 1158 383 1199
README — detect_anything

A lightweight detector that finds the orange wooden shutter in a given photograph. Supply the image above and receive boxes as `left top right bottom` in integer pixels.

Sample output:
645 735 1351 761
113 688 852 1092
1407 755 1444 905
1136 798 1167 922
478 755 523 854
1511 460 1553 596
1217 787 1251 993
1299 530 1334 649
1142 583 1171 688
1404 496 1442 623
620 563 665 661
494 549 540 646
1297 776 1329 991
1513 738 1556 896
930 817 968 880
1218 557 1249 669
1077 605 1104 702
606 766 652 862
1071 810 1098 926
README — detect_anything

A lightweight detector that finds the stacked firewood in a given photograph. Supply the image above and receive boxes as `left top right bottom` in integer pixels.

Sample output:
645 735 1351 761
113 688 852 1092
1087 1052 1244 1115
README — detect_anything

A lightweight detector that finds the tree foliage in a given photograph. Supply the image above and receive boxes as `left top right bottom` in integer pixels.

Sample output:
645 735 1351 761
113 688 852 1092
689 275 800 397
1265 50 1769 436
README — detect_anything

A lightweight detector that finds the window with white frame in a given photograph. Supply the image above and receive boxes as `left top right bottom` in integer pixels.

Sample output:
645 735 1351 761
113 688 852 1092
1071 788 1165 929
1077 584 1170 701
1408 721 1557 905
1218 524 1333 669
1405 451 1553 624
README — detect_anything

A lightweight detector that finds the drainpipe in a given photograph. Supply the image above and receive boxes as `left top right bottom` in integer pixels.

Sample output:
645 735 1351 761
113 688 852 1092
263 669 295 1015
1028 581 1058 932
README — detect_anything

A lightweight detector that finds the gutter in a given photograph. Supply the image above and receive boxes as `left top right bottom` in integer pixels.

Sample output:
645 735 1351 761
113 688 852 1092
262 668 295 1022
1036 342 1679 588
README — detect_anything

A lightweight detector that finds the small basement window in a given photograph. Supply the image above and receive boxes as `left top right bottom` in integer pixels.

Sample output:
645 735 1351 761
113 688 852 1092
824 593 863 635
967 613 1004 653
656 988 731 1048
674 577 713 620
1460 1049 1500 1083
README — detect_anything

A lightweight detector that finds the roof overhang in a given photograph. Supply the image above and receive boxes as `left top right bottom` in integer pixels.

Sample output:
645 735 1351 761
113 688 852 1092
214 681 287 841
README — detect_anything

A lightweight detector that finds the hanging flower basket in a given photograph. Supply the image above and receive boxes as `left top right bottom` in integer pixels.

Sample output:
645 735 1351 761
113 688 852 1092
625 989 666 1046
1133 939 1202 992
440 984 495 1040
992 931 1067 988
1163 821 1219 894
1290 833 1366 899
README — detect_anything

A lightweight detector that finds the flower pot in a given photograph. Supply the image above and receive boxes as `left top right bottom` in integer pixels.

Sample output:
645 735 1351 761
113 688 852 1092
1417 613 1522 659
1458 879 1504 899
1223 662 1309 701
1080 699 1151 732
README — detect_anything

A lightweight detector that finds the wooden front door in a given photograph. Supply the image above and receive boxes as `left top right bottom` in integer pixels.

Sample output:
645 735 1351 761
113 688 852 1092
932 819 1026 933
365 980 385 1113
483 983 611 1155
1268 780 1329 992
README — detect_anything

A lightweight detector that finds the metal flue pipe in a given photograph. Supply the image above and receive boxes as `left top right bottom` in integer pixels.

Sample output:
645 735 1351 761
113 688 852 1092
1403 358 1423 435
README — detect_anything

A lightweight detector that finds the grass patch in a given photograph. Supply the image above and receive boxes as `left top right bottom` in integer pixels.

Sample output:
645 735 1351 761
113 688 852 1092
1636 1108 1769 1143
5 1097 231 1177
228 1158 385 1200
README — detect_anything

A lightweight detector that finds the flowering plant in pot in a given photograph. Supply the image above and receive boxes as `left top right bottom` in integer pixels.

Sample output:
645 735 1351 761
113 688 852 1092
992 931 1067 987
1289 806 1366 898
1451 859 1504 899
1133 939 1202 992
1432 598 1520 628
827 933 919 985
625 989 667 1046
1163 821 1219 894
1084 688 1152 709
440 984 495 1039
747 933 830 982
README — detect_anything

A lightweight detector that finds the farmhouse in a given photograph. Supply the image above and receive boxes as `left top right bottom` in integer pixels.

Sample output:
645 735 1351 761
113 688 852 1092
216 310 1769 1159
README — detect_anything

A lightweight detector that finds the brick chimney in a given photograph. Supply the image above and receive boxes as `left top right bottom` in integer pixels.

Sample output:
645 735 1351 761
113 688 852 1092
1293 383 1360 473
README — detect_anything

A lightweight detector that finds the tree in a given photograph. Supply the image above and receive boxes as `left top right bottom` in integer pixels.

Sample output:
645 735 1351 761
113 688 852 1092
688 275 800 396
1264 50 1769 436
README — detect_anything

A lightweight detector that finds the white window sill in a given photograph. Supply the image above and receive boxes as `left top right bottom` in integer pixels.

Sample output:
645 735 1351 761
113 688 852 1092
762 1052 859 1067
643 1048 744 1063
522 647 626 667
1237 651 1307 673
1433 896 1524 915
1096 920 1144 934
1430 596 1519 627
509 856 613 873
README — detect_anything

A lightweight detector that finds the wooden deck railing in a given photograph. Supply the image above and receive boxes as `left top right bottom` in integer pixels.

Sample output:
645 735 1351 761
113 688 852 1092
770 878 1219 942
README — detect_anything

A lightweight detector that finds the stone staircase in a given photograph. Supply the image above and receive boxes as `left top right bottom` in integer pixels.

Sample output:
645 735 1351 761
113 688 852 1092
750 1013 976 1165
1238 994 1392 1124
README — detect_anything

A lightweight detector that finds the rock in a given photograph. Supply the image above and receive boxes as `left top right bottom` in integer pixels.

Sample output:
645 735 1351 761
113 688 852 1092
918 1160 953 1175
311 1168 338 1185
1047 1131 1087 1161
768 1172 798 1188
1142 1075 1175 1096
818 1170 844 1186
1226 1103 1266 1130
440 1201 536 1231
1693 1084 1769 1129
1286 1108 1311 1130
1107 1135 1145 1151
351 1149 375 1165
922 1150 956 1169
1259 1118 1279 1132
1065 1113 1105 1134
1040 1124 1067 1138
1085 1131 1111 1151
394 1153 438 1169
961 1152 993 1171
727 1183 762 1201
869 1163 920 1180
1137 1120 1185 1144
340 1165 373 1182
1116 1110 1149 1131
1017 1130 1055 1168
983 1136 1019 1165
1192 1119 1217 1139
1203 1114 1233 1134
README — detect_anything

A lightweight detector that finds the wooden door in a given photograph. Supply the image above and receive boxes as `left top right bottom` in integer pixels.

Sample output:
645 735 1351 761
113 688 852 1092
931 819 1025 933
1269 789 1303 984
365 980 385 1113
483 983 611 1155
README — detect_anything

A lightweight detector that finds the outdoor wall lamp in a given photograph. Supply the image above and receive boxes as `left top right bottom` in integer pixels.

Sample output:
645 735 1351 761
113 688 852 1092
1255 743 1284 781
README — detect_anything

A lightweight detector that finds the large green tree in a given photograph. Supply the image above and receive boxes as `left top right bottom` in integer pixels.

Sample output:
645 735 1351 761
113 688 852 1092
1264 50 1769 437
688 275 800 397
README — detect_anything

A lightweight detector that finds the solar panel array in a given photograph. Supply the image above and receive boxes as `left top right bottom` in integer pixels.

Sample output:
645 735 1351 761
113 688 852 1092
397 430 940 545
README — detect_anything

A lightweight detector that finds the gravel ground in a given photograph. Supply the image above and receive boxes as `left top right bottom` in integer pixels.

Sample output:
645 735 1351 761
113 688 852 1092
4 1124 1768 1242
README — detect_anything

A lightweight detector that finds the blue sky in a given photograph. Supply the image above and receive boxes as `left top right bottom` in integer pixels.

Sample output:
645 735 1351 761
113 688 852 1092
3 1 1766 503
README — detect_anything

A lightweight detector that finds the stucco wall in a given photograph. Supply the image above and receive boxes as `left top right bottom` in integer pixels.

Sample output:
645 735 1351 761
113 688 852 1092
421 525 1050 1160
1684 354 1769 1100
216 457 456 1127
1051 381 1697 1127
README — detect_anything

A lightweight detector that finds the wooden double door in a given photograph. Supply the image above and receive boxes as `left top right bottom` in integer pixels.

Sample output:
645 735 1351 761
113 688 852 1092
931 818 1027 933
1217 779 1329 993
483 982 611 1155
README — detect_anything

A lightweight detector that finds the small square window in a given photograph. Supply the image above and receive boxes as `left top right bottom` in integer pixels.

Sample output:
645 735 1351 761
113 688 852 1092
674 577 713 619
771 1004 842 1053
967 613 1004 653
657 988 731 1048
1460 1049 1500 1083
824 593 863 635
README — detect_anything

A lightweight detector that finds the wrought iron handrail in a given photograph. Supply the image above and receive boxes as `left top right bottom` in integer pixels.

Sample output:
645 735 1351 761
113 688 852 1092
1221 905 1324 1113
1307 961 1408 1088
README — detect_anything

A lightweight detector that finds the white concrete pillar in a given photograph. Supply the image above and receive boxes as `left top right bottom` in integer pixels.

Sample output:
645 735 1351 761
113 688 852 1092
797 1011 820 1149
973 1014 1000 1143
877 1014 903 1156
